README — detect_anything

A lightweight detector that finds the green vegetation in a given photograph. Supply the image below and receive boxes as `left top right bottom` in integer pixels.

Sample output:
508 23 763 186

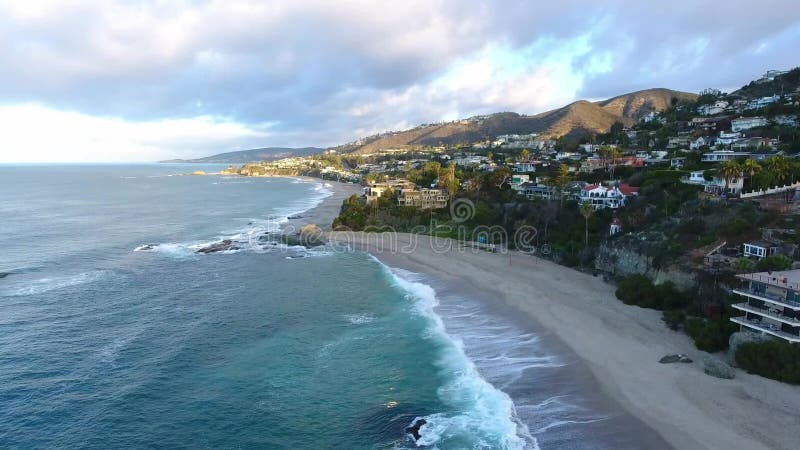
756 254 793 271
736 340 800 385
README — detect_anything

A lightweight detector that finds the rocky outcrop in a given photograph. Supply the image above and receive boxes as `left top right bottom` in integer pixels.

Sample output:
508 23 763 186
703 356 736 379
728 331 773 365
595 238 697 289
196 239 240 254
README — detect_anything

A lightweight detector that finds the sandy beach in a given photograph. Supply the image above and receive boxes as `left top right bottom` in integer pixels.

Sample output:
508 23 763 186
327 232 800 450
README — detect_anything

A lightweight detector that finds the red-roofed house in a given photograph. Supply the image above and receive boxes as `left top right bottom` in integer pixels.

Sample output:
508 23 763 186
579 183 639 210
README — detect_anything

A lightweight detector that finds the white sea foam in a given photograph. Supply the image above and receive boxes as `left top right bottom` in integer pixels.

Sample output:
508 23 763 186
344 313 375 325
132 178 334 258
0 270 110 297
373 258 537 450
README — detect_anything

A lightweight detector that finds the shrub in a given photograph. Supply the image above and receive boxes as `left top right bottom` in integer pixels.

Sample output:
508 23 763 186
736 340 800 385
614 276 689 310
685 317 738 352
756 254 792 272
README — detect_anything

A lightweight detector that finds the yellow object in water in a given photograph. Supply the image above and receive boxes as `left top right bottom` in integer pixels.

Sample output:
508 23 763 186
386 401 398 408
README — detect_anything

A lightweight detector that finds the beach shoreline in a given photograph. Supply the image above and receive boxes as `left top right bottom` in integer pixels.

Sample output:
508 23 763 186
328 232 800 450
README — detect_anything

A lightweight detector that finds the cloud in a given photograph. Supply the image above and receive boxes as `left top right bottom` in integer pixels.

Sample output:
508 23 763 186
0 0 798 161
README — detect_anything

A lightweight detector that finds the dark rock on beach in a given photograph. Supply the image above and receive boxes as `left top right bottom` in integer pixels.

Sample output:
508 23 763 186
196 239 240 254
659 354 693 364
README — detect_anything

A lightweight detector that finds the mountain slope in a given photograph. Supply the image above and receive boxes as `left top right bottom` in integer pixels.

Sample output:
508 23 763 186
160 147 324 163
339 88 697 154
596 88 697 120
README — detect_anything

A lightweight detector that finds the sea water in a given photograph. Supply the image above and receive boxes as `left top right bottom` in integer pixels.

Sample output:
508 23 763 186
0 165 543 449
0 164 668 449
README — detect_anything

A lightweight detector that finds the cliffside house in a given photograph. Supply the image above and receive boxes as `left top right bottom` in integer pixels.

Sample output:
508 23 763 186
681 169 744 195
397 188 449 209
701 150 751 162
579 183 639 210
730 270 800 343
521 183 557 201
732 116 768 132
365 180 414 205
743 241 779 259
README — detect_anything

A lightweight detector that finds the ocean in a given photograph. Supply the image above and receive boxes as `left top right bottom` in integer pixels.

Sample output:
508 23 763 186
0 165 647 449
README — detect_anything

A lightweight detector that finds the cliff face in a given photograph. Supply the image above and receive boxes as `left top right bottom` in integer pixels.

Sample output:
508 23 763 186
595 239 697 289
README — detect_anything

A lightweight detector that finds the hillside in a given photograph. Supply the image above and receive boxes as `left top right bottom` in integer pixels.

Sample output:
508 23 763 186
731 67 800 98
160 147 323 163
596 88 698 120
339 88 696 154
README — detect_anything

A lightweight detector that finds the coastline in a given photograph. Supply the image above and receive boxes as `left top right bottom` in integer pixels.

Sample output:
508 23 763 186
281 177 362 231
328 232 800 450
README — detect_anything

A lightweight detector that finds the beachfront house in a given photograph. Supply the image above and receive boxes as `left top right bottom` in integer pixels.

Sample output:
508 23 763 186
730 270 800 343
365 180 414 205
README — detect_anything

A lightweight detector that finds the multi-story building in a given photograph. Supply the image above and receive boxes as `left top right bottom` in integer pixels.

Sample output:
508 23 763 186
730 270 800 343
365 180 414 205
732 116 768 132
397 188 449 209
579 183 639 210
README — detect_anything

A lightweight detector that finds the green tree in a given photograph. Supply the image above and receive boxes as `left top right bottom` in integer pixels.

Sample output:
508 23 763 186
735 257 756 272
756 254 792 272
718 160 742 195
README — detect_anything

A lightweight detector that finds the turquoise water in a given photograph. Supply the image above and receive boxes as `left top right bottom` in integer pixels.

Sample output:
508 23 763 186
0 165 537 449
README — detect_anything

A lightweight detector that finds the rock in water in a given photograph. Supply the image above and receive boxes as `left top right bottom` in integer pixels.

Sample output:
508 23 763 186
703 356 735 379
0 272 8 279
405 419 427 441
196 239 240 254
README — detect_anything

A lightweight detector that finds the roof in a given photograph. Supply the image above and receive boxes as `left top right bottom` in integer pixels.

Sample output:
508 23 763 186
745 240 777 248
737 270 800 290
618 184 640 196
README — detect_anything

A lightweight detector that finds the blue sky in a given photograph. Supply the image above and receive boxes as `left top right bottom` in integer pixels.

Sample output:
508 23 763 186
0 0 799 162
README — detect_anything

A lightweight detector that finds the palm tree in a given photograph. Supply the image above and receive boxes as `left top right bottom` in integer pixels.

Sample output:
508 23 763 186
718 160 742 196
579 201 594 246
741 159 762 190
766 156 790 184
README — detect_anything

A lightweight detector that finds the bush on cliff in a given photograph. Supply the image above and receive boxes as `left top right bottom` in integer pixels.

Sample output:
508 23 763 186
756 254 792 272
735 340 800 385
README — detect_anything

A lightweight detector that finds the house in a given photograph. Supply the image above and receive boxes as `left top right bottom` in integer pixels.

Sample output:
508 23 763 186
681 169 744 195
701 150 751 162
730 270 800 343
397 188 448 209
732 116 768 132
731 137 776 151
717 131 742 145
690 116 731 132
667 136 691 149
521 183 557 201
698 100 729 116
579 183 639 210
743 241 779 259
512 161 538 173
510 174 530 191
365 180 414 205
704 174 744 195
640 111 659 123
670 157 686 168
747 95 781 110
690 136 715 150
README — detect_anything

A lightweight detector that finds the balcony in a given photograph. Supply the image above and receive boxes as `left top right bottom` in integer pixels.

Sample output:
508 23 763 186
732 289 800 310
730 316 800 343
731 302 800 326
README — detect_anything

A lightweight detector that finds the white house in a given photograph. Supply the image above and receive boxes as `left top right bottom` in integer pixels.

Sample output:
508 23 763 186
512 161 538 173
698 100 729 116
579 183 639 210
743 241 779 259
701 150 751 162
718 131 742 145
732 116 768 132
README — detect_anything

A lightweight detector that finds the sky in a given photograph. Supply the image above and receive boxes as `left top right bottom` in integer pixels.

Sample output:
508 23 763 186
1 0 799 162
